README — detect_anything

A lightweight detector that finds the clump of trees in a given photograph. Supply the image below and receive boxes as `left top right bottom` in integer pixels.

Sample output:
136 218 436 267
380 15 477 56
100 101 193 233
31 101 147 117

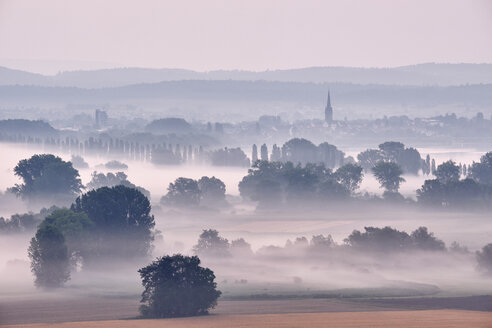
345 226 446 252
10 154 83 203
476 244 492 275
70 155 89 169
138 255 221 318
104 160 128 170
86 171 150 198
238 161 361 208
0 207 57 234
358 141 422 174
28 185 156 287
209 147 250 167
417 160 492 209
161 176 227 208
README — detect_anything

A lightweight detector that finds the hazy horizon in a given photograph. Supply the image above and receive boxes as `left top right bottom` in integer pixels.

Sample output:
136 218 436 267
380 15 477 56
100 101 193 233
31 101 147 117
1 0 491 75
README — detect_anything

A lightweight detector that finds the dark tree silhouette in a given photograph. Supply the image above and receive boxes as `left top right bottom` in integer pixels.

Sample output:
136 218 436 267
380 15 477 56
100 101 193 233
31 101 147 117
470 152 492 185
138 255 221 318
71 185 155 260
11 154 82 200
477 244 492 274
334 163 363 193
28 225 70 288
371 161 405 193
435 160 460 183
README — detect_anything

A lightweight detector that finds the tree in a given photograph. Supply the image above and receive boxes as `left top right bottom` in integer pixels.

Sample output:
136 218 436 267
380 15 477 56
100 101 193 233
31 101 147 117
260 144 269 161
28 225 70 288
71 185 155 260
11 154 83 200
138 255 221 318
251 144 258 164
410 227 446 251
197 176 226 206
86 171 150 198
477 244 492 274
334 163 363 193
371 161 405 193
209 147 250 167
39 208 93 261
357 149 383 172
345 226 412 252
193 229 230 257
470 152 492 185
435 160 460 183
281 138 318 165
161 178 201 207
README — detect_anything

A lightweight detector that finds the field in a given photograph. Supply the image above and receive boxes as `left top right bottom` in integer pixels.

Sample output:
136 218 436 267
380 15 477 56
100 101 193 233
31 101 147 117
2 296 492 327
2 310 492 328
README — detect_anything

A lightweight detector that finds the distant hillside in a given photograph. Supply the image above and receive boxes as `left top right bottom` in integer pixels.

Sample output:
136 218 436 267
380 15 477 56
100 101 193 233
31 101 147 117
0 80 491 108
1 63 492 88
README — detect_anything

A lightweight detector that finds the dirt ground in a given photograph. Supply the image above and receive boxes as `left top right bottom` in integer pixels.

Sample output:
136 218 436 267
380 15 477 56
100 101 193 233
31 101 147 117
2 295 492 326
2 310 492 328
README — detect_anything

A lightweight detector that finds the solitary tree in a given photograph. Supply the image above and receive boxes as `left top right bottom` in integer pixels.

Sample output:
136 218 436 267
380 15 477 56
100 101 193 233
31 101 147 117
11 154 83 201
371 161 405 193
28 225 70 288
138 255 221 318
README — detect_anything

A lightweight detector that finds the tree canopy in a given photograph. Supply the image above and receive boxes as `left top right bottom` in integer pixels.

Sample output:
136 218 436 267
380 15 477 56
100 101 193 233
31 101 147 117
71 185 155 259
11 154 83 201
371 161 405 193
28 224 70 288
138 255 221 318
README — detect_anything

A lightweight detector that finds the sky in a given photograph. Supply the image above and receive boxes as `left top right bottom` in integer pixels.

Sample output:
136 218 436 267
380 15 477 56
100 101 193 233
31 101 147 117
0 0 491 74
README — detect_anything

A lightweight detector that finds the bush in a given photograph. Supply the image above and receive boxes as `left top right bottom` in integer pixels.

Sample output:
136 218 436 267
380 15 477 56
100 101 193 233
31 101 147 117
138 255 221 318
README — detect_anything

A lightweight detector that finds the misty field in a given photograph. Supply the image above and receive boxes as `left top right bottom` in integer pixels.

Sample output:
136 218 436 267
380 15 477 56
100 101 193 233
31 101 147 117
2 310 492 328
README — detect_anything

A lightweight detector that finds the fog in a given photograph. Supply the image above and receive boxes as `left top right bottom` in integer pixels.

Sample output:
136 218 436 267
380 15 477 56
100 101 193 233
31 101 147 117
1 142 491 305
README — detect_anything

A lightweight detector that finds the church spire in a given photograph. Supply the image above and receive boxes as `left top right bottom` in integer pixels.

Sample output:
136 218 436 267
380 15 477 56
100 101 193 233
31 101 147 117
325 90 333 123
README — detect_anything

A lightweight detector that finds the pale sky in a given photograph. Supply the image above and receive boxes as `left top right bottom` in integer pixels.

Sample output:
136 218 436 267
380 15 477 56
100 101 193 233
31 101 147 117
0 0 491 74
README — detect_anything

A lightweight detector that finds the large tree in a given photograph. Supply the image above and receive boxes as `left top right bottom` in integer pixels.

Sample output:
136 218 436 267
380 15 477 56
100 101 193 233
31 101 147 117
334 163 363 193
470 152 492 185
435 160 460 183
161 177 201 207
28 225 70 288
138 255 221 318
371 161 405 193
11 154 83 201
198 176 226 206
71 185 155 260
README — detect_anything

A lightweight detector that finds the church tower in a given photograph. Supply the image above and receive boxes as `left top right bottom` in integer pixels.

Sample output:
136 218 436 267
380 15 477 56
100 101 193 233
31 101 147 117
324 90 333 123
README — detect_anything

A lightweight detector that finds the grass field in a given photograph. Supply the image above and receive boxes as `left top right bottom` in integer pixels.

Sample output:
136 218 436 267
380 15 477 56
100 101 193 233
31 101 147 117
2 310 492 328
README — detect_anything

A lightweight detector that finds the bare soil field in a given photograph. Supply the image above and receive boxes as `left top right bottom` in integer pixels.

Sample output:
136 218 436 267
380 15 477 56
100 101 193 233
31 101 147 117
2 295 492 326
3 310 492 328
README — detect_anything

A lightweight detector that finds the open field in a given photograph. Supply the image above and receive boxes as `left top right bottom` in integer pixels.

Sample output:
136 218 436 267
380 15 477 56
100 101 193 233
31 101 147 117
2 310 492 328
1 296 492 326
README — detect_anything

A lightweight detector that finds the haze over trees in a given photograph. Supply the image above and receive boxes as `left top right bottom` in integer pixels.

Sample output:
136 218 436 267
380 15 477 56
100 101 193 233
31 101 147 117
28 224 71 288
10 154 83 203
371 161 405 194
